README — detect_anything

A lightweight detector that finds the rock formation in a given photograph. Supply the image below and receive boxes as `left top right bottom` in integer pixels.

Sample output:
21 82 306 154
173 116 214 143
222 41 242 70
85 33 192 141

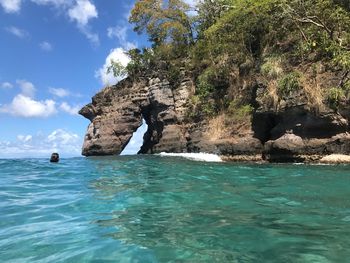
80 71 350 162
80 76 192 156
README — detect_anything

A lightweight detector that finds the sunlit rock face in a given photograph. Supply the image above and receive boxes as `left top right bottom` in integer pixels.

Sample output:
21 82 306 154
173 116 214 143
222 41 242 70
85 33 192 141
79 76 192 156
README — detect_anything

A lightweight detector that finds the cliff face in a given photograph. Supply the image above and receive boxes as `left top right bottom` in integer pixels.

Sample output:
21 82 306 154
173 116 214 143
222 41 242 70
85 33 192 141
80 71 350 162
79 76 192 156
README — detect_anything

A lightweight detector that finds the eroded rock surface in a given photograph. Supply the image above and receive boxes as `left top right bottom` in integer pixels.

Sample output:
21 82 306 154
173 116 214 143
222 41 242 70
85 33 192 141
80 77 191 156
80 73 350 162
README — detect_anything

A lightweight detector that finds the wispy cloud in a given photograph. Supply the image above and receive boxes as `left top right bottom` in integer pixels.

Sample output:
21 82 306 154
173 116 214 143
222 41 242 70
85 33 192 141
0 129 82 158
1 82 13 89
78 25 99 46
49 87 70 97
59 102 80 115
107 25 127 42
30 0 73 7
0 0 21 13
5 26 29 38
107 25 136 50
16 79 36 98
3 0 99 45
39 41 53 51
68 0 99 45
17 134 32 142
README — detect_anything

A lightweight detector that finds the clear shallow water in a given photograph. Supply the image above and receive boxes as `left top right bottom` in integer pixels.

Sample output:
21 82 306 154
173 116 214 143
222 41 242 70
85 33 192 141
1 156 350 262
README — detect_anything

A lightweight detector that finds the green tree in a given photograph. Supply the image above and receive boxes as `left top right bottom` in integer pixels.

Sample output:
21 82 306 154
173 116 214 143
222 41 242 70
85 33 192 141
129 0 194 47
107 60 127 80
195 0 233 34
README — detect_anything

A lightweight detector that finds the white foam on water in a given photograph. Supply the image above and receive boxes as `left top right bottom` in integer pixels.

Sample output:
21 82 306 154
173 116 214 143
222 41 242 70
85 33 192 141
159 152 223 162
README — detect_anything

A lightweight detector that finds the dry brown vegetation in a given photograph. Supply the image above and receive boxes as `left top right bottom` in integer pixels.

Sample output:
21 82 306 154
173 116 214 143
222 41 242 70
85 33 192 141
205 113 252 141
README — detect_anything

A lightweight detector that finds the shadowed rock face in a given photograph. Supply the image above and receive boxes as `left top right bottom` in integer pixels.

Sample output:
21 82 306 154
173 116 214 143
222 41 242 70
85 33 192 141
79 77 191 156
253 84 350 162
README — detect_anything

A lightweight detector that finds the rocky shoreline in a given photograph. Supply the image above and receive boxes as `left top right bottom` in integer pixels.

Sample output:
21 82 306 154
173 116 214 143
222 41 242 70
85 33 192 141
80 73 350 163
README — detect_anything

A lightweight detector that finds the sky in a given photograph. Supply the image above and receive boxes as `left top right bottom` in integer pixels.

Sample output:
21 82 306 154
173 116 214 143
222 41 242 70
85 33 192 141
0 0 152 158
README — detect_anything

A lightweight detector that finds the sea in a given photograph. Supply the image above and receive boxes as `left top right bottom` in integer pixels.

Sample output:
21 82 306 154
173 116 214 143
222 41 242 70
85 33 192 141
1 154 350 262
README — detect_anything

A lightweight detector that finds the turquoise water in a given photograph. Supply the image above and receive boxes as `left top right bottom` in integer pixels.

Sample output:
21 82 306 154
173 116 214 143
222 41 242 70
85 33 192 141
1 156 350 262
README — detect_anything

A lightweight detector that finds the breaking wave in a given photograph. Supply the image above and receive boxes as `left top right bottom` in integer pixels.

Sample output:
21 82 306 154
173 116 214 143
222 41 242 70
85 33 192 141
159 152 223 162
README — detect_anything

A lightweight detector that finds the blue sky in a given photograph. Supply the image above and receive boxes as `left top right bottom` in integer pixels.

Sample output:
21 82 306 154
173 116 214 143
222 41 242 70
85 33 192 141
0 0 152 158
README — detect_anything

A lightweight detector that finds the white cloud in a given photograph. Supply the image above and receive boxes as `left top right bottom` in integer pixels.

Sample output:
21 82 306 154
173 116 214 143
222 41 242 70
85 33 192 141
0 0 21 13
0 94 57 118
49 87 70 97
5 26 28 38
68 0 97 26
67 0 99 45
0 129 82 158
16 79 36 97
39 41 53 51
47 129 79 144
107 25 127 41
0 79 57 117
107 25 136 50
1 82 13 89
0 79 83 117
95 48 130 86
5 0 99 45
59 102 80 115
31 0 72 7
79 25 99 45
17 134 32 142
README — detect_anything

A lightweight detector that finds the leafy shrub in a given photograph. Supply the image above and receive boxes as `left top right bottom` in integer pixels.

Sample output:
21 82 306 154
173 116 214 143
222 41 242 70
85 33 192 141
332 50 350 71
202 101 217 117
167 64 181 86
343 80 350 92
196 68 217 98
261 56 283 79
107 60 127 80
228 100 254 120
185 95 217 120
327 87 346 110
196 66 229 99
125 48 155 77
277 71 302 97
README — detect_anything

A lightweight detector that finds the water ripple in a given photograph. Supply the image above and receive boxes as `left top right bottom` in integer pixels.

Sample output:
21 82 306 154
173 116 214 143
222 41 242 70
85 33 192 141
0 157 350 262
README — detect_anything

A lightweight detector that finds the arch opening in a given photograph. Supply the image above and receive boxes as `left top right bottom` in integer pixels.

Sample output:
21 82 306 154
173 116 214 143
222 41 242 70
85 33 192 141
121 119 148 155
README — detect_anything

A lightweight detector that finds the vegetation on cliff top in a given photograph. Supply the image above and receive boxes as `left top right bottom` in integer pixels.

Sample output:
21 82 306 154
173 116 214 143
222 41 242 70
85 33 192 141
111 0 350 119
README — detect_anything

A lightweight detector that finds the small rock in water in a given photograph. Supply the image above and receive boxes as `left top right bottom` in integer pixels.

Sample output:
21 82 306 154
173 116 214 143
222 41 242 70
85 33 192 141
50 153 59 163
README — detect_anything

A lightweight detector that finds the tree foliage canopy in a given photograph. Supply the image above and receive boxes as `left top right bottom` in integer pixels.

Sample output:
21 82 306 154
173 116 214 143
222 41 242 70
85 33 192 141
129 0 194 46
109 0 350 116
